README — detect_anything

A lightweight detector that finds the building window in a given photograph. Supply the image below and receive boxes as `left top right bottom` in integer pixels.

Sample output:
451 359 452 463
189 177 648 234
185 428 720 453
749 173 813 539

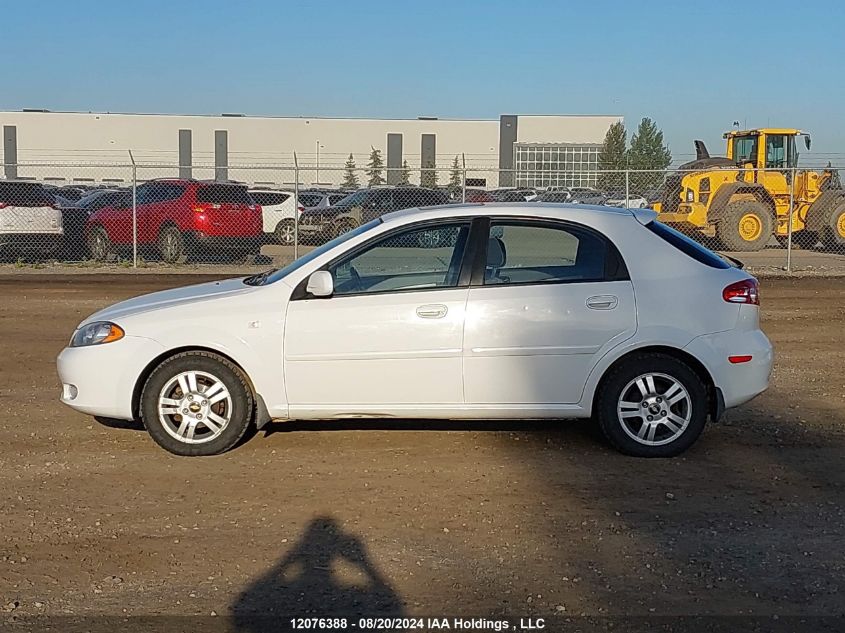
514 143 601 189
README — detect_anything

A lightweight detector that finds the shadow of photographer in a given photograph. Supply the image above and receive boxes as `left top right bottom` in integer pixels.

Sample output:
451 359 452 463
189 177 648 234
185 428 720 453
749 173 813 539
232 516 403 631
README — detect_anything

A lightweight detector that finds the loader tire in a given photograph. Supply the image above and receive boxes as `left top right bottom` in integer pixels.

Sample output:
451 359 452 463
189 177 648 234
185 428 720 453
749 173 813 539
820 200 845 249
716 200 772 252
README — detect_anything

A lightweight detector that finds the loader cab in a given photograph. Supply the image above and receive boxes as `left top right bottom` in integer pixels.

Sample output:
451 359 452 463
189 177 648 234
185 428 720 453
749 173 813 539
725 129 806 170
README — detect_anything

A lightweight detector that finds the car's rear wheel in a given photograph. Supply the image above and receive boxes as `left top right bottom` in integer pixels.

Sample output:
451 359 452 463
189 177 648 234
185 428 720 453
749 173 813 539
274 219 296 245
333 218 358 239
158 225 185 264
140 351 254 456
596 353 708 457
87 225 112 262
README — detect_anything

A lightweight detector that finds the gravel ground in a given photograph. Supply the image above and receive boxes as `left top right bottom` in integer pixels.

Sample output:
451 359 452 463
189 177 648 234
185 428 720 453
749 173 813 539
0 274 844 632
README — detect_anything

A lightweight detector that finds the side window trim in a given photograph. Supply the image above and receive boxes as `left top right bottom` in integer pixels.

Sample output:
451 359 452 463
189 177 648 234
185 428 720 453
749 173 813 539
468 216 629 287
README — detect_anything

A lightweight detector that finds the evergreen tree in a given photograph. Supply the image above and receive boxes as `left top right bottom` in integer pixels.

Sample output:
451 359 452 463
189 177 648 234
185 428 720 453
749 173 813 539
366 146 385 186
597 121 627 190
628 117 672 190
449 155 462 190
421 159 438 188
398 159 411 185
342 154 360 189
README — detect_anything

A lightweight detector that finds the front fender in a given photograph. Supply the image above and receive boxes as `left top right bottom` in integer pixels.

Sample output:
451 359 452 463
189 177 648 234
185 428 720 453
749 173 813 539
144 323 288 420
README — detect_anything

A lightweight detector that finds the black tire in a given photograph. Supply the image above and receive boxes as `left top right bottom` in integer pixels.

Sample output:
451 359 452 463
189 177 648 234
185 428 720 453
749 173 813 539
595 353 709 458
158 225 185 264
332 218 358 239
140 351 255 456
716 199 773 252
87 225 112 262
274 219 297 245
820 201 845 249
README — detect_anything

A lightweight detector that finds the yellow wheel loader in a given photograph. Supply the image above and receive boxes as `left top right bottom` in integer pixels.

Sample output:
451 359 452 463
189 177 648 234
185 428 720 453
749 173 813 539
654 129 845 251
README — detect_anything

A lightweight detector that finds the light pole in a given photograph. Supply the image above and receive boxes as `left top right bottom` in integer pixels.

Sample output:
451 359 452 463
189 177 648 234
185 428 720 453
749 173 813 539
315 140 324 184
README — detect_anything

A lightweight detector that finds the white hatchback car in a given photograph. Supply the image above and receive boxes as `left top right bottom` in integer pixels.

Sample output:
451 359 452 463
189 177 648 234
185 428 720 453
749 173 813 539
57 204 772 457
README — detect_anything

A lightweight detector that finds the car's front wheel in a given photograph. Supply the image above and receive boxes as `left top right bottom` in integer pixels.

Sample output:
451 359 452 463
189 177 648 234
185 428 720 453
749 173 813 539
596 353 708 457
87 225 112 262
140 351 254 456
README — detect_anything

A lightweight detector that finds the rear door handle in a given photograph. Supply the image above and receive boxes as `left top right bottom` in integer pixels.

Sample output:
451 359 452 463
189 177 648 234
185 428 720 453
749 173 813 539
416 304 448 319
586 295 618 310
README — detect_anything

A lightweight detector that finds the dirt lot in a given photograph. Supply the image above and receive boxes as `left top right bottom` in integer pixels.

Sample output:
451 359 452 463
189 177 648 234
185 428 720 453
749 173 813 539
1 274 844 630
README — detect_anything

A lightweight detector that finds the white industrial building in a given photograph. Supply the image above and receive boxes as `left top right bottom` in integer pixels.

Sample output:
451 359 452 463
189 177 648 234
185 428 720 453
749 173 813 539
1 111 621 188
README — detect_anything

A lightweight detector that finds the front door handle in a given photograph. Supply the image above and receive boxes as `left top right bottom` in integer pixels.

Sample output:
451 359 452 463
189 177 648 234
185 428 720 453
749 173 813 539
586 295 618 310
416 304 448 319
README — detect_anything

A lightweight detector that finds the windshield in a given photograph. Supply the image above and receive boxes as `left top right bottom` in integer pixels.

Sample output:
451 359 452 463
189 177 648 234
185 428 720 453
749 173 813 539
244 219 382 286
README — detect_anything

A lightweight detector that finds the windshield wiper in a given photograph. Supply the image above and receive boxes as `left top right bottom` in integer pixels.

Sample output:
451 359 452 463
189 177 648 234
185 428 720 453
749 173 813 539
243 268 277 286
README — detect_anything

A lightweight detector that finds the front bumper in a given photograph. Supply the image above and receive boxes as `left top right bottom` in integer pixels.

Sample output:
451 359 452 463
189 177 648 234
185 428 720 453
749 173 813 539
57 335 165 419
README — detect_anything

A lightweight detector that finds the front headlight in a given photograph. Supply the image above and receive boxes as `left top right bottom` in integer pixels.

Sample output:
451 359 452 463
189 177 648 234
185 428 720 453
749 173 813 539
70 321 125 347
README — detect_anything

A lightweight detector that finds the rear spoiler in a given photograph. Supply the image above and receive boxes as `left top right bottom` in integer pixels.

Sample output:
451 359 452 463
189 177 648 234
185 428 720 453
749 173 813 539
631 208 657 225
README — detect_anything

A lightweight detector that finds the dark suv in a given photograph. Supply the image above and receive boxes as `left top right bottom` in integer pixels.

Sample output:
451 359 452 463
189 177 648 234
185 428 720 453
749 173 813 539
298 186 449 242
86 180 263 262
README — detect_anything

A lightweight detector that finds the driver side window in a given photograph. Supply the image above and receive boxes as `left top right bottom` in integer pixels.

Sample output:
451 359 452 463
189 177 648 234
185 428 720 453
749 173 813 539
329 223 471 296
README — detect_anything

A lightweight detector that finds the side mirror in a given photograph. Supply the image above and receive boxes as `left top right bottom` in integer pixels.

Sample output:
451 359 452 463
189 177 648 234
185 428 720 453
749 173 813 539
805 136 812 151
306 271 334 297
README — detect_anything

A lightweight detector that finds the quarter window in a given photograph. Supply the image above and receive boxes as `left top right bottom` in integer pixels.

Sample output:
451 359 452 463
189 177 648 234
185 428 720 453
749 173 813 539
484 222 609 285
329 223 471 296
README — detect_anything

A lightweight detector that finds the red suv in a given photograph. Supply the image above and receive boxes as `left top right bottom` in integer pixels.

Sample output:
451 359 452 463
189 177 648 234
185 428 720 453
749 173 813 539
86 179 263 262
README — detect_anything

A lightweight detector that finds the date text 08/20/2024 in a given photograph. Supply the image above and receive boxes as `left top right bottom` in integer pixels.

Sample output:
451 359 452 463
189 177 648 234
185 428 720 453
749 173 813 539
289 617 547 630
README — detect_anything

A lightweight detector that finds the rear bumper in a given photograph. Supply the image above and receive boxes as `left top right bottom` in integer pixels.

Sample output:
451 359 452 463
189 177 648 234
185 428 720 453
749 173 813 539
185 232 262 253
0 232 63 251
684 329 773 409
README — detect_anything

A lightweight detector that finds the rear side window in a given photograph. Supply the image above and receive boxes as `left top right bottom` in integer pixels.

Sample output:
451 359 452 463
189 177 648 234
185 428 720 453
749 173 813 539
298 193 324 207
196 184 251 204
251 192 290 206
484 221 618 285
0 182 54 206
646 221 731 269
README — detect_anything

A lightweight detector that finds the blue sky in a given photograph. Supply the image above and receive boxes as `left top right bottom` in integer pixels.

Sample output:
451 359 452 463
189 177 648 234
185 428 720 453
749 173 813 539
2 0 844 162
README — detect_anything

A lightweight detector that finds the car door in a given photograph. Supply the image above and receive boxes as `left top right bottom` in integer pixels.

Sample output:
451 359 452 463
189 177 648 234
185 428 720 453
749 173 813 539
284 220 474 411
463 218 637 406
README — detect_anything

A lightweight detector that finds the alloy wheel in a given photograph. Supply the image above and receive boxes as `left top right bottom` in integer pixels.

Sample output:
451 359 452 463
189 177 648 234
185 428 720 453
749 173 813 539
157 370 232 444
617 372 692 446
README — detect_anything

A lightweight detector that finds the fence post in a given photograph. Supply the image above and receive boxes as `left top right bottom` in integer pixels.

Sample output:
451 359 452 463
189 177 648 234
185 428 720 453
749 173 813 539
625 169 630 208
293 152 299 261
128 150 138 269
461 153 467 203
786 166 795 273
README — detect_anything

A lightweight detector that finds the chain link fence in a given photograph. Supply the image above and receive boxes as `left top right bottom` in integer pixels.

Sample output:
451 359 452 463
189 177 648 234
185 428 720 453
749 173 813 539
1 162 844 274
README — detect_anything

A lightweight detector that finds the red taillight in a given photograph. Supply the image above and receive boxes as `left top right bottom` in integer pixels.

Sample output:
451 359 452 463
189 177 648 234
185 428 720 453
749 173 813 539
729 355 753 364
722 279 759 305
297 205 304 214
0 202 7 209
